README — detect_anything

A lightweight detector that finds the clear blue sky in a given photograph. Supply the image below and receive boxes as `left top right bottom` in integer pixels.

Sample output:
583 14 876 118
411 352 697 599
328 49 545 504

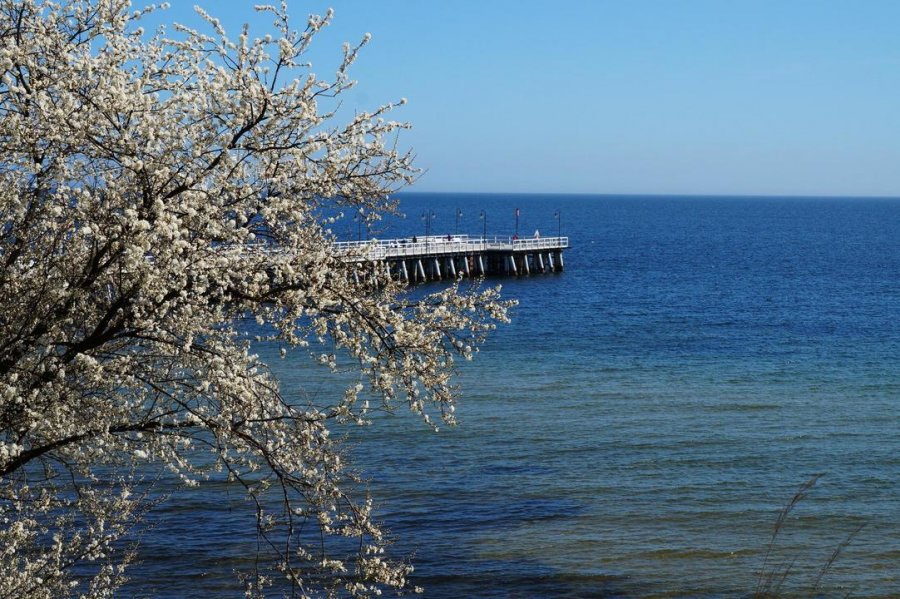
158 1 900 197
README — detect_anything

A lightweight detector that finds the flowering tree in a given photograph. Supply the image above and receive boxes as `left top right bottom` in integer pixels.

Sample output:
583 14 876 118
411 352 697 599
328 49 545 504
0 1 510 597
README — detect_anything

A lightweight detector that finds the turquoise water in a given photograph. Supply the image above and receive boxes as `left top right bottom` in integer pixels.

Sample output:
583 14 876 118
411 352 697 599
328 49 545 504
130 194 900 597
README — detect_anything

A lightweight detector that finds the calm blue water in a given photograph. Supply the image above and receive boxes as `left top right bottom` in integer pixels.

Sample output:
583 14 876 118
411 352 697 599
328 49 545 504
128 194 900 597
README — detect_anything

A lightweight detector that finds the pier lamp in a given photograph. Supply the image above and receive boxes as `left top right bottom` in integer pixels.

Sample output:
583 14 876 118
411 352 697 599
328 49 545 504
421 211 435 252
555 210 560 239
480 210 486 242
456 208 462 235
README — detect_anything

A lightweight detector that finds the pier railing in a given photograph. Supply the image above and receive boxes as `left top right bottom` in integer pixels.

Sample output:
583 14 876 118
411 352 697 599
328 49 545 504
334 235 569 261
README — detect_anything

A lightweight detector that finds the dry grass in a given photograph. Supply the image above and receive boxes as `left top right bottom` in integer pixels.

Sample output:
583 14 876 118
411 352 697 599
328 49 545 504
753 474 865 599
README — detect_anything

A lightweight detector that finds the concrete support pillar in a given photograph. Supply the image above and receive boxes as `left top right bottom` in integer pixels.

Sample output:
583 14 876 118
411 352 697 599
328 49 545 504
416 259 426 281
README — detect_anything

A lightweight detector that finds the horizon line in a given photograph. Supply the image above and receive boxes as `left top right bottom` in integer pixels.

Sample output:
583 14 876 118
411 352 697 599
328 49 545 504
397 190 900 200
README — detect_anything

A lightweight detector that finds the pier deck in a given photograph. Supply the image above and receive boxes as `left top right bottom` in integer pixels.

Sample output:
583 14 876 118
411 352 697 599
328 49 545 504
335 235 569 282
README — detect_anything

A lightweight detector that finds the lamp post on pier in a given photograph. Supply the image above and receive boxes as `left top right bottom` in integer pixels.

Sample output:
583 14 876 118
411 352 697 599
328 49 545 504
421 211 435 254
455 208 462 236
555 209 561 240
480 210 486 245
514 207 520 241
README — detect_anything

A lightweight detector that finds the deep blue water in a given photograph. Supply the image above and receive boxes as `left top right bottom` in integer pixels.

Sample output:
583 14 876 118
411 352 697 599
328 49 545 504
129 194 900 597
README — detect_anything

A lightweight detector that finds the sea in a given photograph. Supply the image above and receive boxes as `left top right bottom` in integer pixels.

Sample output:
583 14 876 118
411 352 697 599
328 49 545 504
127 193 900 598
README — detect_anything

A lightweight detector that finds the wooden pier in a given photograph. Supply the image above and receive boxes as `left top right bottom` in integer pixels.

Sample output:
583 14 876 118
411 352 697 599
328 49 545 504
334 235 569 283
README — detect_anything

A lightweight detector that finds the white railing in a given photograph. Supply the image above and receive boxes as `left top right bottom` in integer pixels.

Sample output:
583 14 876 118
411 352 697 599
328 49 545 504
333 235 568 260
509 236 570 251
217 236 569 263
